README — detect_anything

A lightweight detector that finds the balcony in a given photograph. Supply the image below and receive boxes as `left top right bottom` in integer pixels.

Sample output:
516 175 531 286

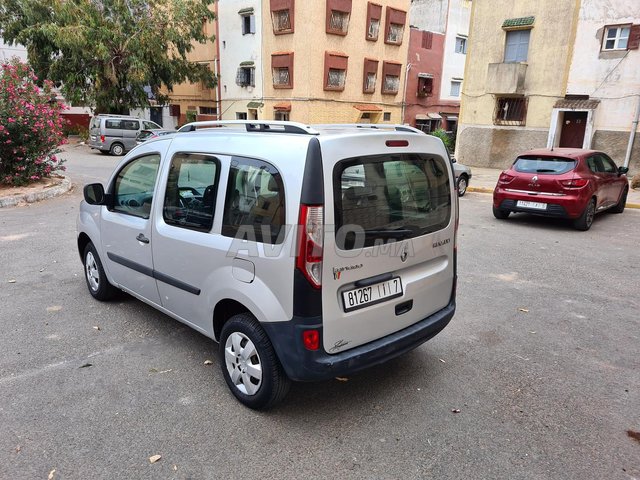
486 63 527 95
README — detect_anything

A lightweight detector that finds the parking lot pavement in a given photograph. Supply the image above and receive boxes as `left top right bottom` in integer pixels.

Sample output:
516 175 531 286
0 147 639 479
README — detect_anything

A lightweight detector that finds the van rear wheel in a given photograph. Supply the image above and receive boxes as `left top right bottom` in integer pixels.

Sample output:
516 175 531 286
110 143 125 156
219 313 290 409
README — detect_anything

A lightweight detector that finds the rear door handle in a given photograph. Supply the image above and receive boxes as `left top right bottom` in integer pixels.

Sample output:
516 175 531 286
136 233 150 244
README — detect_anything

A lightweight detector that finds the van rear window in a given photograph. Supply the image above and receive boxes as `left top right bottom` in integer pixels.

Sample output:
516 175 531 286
514 156 575 174
334 153 451 250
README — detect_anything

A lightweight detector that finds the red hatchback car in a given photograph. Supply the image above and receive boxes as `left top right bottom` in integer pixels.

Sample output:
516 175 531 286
493 148 629 230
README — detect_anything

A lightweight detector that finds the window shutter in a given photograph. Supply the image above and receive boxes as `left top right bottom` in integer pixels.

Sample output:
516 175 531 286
236 68 245 85
629 24 640 50
422 31 433 49
250 15 256 34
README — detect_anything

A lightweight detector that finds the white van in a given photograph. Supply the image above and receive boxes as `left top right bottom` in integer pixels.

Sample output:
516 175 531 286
77 121 458 409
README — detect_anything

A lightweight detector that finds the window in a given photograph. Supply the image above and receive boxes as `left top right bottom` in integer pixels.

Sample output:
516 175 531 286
450 80 461 97
385 7 406 45
143 121 161 129
236 65 255 87
417 75 433 97
222 157 286 245
421 31 433 49
163 153 219 231
366 2 382 41
105 119 123 129
362 58 378 93
326 0 352 35
602 25 630 50
417 119 440 133
236 112 248 120
334 154 451 250
381 61 402 94
324 51 348 91
274 111 289 121
241 12 256 35
383 112 391 121
494 96 527 126
504 29 530 62
271 52 294 88
514 156 575 175
270 0 294 34
455 36 467 54
199 106 217 115
112 154 161 219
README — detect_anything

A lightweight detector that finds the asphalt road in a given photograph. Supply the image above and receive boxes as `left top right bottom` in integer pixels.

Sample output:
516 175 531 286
1 145 639 480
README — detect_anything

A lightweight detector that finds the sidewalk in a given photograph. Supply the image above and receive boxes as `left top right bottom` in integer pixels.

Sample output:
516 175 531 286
466 167 640 209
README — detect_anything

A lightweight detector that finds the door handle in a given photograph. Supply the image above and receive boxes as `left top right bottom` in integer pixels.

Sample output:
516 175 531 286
136 233 150 244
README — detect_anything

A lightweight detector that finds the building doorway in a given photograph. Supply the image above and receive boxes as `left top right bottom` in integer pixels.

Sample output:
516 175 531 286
150 107 163 126
559 111 587 148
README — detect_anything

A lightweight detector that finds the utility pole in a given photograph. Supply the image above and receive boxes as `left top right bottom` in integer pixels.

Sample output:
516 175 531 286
624 95 640 168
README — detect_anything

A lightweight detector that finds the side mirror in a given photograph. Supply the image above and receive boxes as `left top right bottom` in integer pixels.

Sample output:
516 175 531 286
618 166 629 175
84 183 106 205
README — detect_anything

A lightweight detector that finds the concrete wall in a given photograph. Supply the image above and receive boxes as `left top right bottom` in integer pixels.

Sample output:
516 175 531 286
0 38 27 62
219 0 263 120
457 0 581 167
593 130 640 175
408 0 448 33
260 0 409 123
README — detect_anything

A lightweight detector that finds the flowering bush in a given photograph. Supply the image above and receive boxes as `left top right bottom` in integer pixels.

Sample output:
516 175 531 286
0 60 67 186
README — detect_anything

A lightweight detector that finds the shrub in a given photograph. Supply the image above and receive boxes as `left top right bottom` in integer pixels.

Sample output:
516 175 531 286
428 128 454 153
0 60 67 186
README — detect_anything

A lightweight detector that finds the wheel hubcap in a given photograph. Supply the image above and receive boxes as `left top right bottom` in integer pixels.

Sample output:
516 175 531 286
224 332 262 396
85 252 100 291
458 178 467 194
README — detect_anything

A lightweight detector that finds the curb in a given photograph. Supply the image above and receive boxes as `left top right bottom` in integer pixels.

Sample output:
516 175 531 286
0 177 73 208
465 186 640 209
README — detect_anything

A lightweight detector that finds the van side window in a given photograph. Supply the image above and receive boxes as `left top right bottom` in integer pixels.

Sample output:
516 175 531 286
163 153 220 231
222 157 286 244
122 120 140 130
105 120 123 129
112 154 161 219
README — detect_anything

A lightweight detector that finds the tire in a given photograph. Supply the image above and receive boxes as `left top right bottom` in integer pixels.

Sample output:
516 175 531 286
83 242 118 301
492 206 510 219
99 150 109 155
573 198 596 231
110 143 125 156
610 187 628 214
457 175 468 197
219 313 290 410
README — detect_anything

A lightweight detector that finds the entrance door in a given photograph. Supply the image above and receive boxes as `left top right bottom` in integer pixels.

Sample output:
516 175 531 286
150 107 163 126
559 111 587 148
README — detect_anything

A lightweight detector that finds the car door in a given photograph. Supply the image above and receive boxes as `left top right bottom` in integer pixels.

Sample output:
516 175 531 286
100 153 162 305
600 154 623 206
586 155 609 209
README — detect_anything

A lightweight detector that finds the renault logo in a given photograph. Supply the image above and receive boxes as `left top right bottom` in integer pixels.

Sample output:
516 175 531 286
400 245 408 262
529 175 540 187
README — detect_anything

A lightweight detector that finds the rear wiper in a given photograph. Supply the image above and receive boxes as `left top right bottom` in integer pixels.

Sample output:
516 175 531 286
535 169 557 173
364 228 414 238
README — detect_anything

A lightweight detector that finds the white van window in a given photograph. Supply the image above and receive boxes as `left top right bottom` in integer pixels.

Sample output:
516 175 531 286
334 153 451 249
222 157 285 244
163 153 219 231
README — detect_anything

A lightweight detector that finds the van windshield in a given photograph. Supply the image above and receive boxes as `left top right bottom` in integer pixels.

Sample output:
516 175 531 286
334 153 451 250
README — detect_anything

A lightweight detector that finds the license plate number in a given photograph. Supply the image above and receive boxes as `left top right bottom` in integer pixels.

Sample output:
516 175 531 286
516 200 547 210
342 277 403 312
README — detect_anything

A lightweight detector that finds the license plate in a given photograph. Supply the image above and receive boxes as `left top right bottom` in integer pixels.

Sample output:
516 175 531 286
342 277 403 312
516 200 547 210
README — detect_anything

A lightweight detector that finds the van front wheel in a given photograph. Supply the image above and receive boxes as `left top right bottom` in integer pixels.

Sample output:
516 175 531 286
110 143 125 156
219 313 290 409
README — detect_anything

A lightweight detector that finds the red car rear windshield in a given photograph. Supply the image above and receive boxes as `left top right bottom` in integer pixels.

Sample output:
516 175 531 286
514 156 576 174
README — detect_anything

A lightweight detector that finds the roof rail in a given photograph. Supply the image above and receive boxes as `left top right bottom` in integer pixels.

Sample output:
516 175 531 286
177 120 319 135
312 123 426 134
95 114 138 118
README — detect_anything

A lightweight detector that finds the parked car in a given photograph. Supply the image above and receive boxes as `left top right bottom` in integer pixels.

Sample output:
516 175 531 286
492 148 629 230
136 128 175 145
450 157 472 197
88 114 162 156
77 121 458 409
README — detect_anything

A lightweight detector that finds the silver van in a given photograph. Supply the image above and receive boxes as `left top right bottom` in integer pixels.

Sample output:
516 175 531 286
88 114 162 156
77 121 458 409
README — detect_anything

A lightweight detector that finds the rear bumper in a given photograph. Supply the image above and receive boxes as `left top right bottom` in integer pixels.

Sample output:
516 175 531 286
262 298 455 382
493 188 589 218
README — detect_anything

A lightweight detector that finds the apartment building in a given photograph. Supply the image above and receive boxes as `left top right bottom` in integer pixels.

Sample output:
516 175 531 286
217 0 410 124
457 0 640 172
404 0 471 133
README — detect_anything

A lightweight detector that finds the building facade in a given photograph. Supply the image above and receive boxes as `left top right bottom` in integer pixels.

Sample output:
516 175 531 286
457 0 640 173
404 0 471 133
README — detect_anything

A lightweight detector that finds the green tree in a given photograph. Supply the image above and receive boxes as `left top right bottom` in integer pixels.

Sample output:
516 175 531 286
0 0 217 114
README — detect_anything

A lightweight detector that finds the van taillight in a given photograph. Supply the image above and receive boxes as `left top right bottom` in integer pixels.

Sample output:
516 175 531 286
100 135 105 143
296 205 323 289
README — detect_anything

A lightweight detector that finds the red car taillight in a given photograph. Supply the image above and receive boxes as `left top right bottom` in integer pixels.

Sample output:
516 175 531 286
498 172 515 185
100 135 105 143
560 178 589 188
296 204 323 289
